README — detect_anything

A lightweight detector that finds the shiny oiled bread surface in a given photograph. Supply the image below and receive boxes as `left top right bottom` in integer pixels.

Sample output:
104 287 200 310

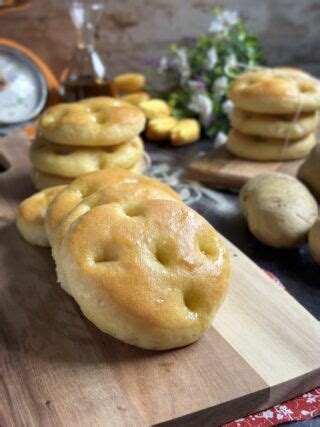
16 185 66 247
53 182 182 293
230 68 320 114
39 97 146 146
45 169 181 246
58 199 230 350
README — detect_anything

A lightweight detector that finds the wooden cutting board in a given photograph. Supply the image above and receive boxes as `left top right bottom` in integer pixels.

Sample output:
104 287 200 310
186 144 304 190
1 133 320 426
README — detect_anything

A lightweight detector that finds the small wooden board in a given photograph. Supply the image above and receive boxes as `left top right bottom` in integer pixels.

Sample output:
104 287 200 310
1 133 320 426
186 145 304 190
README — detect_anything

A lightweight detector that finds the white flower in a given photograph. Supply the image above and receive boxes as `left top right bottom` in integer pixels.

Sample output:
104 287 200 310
276 414 284 420
221 10 239 27
158 57 168 73
262 410 274 419
188 93 213 121
224 53 238 73
205 46 218 69
214 131 228 146
208 10 239 36
222 100 234 116
173 48 190 83
188 80 206 92
213 76 229 99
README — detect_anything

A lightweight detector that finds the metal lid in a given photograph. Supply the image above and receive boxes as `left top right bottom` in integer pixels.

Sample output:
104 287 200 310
0 45 47 124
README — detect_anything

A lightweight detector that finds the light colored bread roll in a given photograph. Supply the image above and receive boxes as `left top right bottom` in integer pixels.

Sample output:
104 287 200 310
226 129 316 161
170 119 201 146
45 169 181 246
230 67 320 114
31 168 73 191
309 218 320 263
146 116 178 141
230 108 318 140
39 97 146 146
16 185 66 247
58 199 230 350
53 182 182 293
298 143 320 200
121 92 150 106
240 172 318 248
30 136 144 178
112 73 146 94
139 99 171 119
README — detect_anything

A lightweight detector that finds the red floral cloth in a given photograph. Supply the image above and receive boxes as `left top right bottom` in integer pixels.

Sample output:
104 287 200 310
224 271 320 426
225 388 320 426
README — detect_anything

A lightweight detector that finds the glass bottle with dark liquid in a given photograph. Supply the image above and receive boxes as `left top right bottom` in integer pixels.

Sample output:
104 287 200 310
60 1 113 102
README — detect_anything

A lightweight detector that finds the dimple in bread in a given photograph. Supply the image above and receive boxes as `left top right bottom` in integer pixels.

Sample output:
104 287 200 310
16 185 66 247
45 169 181 246
58 199 230 350
39 97 146 146
30 136 144 178
230 68 320 114
53 182 182 294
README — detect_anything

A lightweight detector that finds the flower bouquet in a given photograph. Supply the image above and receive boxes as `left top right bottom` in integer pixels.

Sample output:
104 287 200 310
154 9 263 141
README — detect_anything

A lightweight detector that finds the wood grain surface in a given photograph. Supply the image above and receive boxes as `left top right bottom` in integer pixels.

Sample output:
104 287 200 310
186 145 304 190
0 133 319 426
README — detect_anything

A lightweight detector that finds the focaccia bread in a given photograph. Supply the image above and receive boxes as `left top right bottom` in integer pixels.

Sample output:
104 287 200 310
39 97 146 146
58 199 230 350
45 169 181 246
16 185 66 247
230 68 320 114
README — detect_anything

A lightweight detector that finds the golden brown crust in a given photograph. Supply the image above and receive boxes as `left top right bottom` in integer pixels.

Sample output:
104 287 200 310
58 199 230 349
226 129 316 161
39 97 146 146
121 92 150 106
53 182 181 275
231 108 318 140
146 117 178 141
139 99 171 119
170 119 200 146
112 73 146 95
45 169 181 246
16 185 66 247
30 136 144 178
230 68 320 114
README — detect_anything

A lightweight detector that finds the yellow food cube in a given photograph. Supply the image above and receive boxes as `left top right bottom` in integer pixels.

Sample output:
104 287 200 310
139 99 171 119
170 119 200 146
121 92 150 106
112 73 146 94
146 117 178 141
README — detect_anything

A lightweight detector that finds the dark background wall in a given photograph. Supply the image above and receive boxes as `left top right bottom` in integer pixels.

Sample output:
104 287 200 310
1 0 320 79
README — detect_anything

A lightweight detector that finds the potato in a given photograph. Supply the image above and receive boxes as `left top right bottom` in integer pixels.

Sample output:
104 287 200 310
240 172 318 248
309 218 320 263
298 143 320 201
